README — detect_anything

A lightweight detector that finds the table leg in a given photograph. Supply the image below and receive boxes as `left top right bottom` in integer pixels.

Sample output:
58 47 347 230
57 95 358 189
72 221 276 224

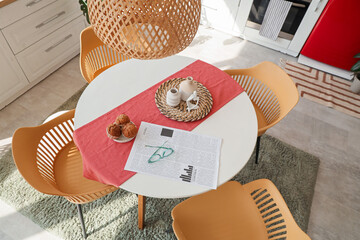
138 195 145 229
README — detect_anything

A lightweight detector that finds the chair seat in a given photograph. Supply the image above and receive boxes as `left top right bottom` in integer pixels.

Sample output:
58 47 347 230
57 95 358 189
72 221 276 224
54 141 110 194
172 181 267 240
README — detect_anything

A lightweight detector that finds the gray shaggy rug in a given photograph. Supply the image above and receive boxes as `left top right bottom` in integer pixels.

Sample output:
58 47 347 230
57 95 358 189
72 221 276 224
0 87 319 239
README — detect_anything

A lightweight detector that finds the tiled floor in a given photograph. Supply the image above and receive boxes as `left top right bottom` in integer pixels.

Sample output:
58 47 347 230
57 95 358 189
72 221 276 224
0 26 359 239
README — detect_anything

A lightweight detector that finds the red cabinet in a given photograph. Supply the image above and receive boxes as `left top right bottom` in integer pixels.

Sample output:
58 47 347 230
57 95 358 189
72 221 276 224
300 0 360 71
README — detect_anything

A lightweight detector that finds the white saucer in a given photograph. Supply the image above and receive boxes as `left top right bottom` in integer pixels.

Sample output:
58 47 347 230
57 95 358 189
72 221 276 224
112 134 135 143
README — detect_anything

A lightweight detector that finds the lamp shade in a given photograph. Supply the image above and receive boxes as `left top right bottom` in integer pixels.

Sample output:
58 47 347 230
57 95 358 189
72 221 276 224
88 0 201 60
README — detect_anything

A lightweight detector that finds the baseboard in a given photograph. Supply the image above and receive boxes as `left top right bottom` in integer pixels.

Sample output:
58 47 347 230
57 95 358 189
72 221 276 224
298 55 352 80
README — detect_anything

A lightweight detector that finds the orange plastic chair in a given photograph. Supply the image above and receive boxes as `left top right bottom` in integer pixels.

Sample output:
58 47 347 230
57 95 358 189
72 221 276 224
172 179 310 240
224 62 299 164
80 26 131 83
12 110 118 239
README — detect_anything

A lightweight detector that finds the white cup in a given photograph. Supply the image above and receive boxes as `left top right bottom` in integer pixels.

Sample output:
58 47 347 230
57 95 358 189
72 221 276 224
166 88 181 107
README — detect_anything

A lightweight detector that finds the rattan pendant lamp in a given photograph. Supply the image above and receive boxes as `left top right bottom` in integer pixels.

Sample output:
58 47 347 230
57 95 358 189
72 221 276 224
88 0 201 60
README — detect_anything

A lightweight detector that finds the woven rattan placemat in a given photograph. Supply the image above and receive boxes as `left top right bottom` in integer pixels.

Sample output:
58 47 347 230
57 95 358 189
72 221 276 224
155 78 213 122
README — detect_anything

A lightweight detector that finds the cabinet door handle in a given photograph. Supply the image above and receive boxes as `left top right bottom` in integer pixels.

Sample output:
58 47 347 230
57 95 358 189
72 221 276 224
36 11 66 29
45 34 72 52
314 0 323 12
292 3 306 8
26 0 42 7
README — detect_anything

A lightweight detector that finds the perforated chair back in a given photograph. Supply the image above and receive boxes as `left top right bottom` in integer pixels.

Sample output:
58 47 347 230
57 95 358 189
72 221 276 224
80 26 130 83
224 62 299 136
172 179 310 240
12 110 117 204
243 179 310 240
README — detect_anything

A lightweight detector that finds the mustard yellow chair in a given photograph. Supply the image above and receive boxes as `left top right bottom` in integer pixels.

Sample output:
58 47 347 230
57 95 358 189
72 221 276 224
80 26 130 83
172 179 310 240
224 62 299 164
12 110 118 239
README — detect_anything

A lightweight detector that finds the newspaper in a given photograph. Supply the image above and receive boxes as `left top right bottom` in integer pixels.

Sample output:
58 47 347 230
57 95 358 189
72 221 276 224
124 122 222 189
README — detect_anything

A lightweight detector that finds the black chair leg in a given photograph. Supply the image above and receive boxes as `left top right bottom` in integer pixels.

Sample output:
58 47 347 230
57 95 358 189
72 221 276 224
77 204 87 239
255 136 261 164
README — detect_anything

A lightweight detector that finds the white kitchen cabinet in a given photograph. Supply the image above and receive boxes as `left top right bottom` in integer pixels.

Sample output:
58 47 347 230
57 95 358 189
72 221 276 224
2 0 80 54
0 32 29 109
0 0 57 29
0 0 85 109
17 17 86 82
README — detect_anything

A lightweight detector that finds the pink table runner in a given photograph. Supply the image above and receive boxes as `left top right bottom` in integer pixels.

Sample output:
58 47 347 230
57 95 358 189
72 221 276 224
73 60 244 186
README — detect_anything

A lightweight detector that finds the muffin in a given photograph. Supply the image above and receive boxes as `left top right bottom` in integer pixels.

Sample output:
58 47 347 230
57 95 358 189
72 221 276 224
122 123 138 138
107 123 122 139
115 114 130 125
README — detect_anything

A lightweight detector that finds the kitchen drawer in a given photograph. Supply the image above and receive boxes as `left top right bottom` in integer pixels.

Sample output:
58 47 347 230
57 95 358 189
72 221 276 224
0 0 56 29
16 16 86 82
2 0 80 54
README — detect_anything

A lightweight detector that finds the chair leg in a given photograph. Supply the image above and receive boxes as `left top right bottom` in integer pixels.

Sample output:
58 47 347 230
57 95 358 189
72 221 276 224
138 195 146 230
255 136 261 164
76 204 87 239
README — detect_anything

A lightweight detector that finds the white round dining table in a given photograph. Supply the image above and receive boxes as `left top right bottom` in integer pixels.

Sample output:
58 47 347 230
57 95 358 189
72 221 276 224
74 55 258 199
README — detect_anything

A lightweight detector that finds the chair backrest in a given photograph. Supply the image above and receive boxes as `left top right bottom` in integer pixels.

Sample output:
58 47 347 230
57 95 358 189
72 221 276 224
12 110 76 196
224 62 299 133
243 179 311 240
172 180 310 240
172 181 267 240
80 26 130 83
